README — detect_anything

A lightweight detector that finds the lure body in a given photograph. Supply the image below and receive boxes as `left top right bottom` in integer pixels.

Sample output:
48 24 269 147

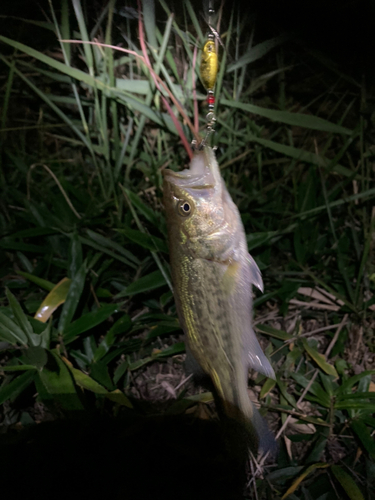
163 147 276 454
200 40 218 90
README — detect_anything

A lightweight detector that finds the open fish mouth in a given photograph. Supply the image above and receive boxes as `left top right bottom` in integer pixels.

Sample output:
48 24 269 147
163 147 219 189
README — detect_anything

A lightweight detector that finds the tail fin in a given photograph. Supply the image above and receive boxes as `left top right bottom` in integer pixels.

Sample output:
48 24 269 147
216 394 278 458
249 402 278 456
184 345 277 457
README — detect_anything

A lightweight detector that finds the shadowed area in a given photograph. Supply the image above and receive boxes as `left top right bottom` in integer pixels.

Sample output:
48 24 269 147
0 411 250 500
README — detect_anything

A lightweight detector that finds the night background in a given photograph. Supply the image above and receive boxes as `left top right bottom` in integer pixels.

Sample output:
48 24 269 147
0 1 374 499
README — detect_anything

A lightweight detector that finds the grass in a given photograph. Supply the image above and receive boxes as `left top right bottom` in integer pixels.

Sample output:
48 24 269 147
0 1 374 499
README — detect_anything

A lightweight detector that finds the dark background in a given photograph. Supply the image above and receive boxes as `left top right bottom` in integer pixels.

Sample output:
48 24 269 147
1 0 375 83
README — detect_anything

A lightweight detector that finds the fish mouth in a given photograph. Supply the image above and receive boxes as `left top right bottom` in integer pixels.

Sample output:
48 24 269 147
163 147 219 189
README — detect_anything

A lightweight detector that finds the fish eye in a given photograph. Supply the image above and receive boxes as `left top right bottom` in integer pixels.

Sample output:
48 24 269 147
177 200 192 217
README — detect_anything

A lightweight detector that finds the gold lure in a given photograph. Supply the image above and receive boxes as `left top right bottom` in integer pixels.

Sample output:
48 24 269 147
200 40 218 90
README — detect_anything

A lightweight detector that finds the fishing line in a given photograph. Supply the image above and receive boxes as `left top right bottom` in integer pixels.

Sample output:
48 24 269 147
195 0 220 149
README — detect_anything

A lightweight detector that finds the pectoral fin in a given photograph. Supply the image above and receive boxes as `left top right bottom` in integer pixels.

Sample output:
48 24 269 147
247 253 263 292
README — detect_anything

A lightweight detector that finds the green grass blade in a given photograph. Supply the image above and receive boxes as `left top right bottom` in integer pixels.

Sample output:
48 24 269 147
85 229 140 265
64 304 118 345
57 262 87 334
331 465 365 500
38 350 84 410
71 0 95 73
350 420 375 460
142 0 157 49
5 288 34 344
0 371 35 405
221 98 352 135
115 270 167 298
185 0 204 44
0 56 91 151
227 35 289 72
0 312 28 346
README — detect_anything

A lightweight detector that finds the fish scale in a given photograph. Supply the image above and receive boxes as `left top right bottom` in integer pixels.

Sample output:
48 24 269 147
176 256 257 441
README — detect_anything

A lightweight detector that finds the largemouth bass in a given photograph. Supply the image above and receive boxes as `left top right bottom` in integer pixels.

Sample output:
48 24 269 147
163 146 276 454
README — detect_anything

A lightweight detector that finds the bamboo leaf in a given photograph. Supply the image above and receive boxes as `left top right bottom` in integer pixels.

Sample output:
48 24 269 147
0 312 28 346
291 373 331 408
38 350 84 410
331 465 365 500
68 365 107 394
0 365 37 372
302 339 338 378
0 371 35 405
281 463 329 499
22 347 48 371
115 270 167 297
337 371 375 395
105 389 133 408
6 288 34 345
34 278 72 323
63 304 118 345
260 377 276 399
17 271 55 292
155 341 185 357
256 324 292 341
58 263 87 334
350 420 375 459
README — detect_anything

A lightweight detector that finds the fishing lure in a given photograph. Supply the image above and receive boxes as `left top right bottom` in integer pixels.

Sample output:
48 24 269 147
199 32 217 148
200 38 218 91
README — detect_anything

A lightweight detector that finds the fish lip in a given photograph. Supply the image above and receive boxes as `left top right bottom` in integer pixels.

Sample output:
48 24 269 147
163 170 215 189
163 148 217 188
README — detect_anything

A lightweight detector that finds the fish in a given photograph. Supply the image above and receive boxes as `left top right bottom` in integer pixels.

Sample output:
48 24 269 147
163 146 277 455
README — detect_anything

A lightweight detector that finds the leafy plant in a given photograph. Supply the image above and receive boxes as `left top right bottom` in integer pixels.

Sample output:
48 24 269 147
0 1 374 498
